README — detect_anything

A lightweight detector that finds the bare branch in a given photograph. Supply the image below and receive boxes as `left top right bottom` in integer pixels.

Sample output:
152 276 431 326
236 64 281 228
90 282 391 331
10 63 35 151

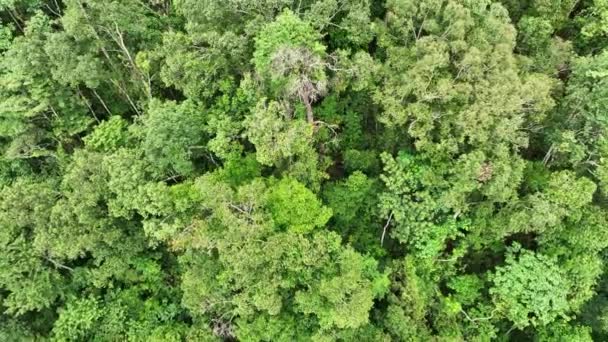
460 309 496 323
45 256 74 272
381 212 394 246
543 143 555 166
229 203 253 217
92 89 112 117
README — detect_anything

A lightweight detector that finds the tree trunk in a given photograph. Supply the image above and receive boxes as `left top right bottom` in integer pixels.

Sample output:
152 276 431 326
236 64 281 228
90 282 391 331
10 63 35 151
304 97 314 125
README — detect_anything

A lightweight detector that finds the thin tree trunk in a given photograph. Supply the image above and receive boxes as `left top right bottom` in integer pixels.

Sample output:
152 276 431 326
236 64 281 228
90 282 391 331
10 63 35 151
304 99 314 124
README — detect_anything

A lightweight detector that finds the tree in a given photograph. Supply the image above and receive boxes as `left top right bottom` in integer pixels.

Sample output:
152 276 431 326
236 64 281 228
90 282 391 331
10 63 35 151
0 12 91 160
171 175 388 340
544 50 608 197
138 99 206 177
490 245 572 329
254 9 328 124
0 178 64 315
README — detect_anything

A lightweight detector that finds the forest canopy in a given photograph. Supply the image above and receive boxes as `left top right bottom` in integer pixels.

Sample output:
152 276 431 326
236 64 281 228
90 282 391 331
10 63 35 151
1 0 608 341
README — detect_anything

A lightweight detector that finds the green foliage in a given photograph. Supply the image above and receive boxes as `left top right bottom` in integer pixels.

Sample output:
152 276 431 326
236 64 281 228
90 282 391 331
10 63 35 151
139 99 206 176
448 274 485 307
579 0 608 49
536 321 593 342
0 178 64 315
490 245 572 329
245 99 314 166
3 1 608 340
52 296 103 341
500 171 596 237
253 9 325 80
158 30 247 101
174 175 388 339
379 151 465 256
0 12 91 157
323 171 381 251
84 116 130 152
381 256 437 340
267 177 332 233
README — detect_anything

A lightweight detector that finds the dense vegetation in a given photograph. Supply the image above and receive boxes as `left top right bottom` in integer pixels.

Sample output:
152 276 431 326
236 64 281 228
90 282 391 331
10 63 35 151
2 0 608 340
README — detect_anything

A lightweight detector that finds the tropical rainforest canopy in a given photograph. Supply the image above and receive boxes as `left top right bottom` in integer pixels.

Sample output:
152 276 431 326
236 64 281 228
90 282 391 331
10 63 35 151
2 0 608 341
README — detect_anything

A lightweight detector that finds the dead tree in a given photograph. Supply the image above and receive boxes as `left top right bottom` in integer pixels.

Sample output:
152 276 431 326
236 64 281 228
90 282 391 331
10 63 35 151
271 46 328 125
